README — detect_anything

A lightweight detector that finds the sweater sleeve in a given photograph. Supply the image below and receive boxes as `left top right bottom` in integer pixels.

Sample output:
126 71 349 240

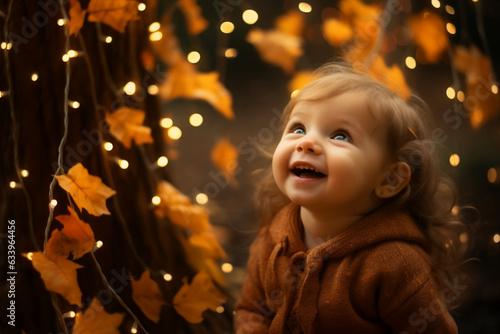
234 234 274 334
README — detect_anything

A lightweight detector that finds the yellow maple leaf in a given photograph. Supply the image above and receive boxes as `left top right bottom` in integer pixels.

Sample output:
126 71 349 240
368 56 410 100
73 298 124 334
178 0 208 35
131 270 166 323
173 270 227 323
409 11 448 64
275 10 305 37
25 252 83 306
106 107 154 148
68 0 87 36
322 18 354 46
87 0 140 33
55 163 116 216
288 70 316 94
46 206 96 261
188 232 227 260
210 137 238 185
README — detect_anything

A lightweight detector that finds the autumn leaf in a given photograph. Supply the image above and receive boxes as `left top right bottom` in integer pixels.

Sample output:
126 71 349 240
68 0 87 36
275 11 305 37
367 56 410 100
87 0 140 33
409 11 448 64
188 232 227 260
150 23 184 66
55 163 116 216
288 71 316 94
322 18 354 46
25 252 83 306
46 206 96 261
106 107 154 148
131 270 166 323
173 270 227 323
178 0 208 35
210 137 238 185
181 236 227 286
73 298 124 334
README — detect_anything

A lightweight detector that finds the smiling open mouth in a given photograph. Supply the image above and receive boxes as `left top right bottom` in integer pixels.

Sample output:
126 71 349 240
291 165 326 178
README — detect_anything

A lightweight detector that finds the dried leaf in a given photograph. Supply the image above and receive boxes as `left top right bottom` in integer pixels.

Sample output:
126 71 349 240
87 0 140 33
131 270 166 323
367 56 410 100
55 163 116 216
25 252 83 306
322 18 354 46
188 232 227 260
409 12 448 64
288 71 316 94
73 298 124 334
210 137 238 184
46 206 95 261
275 11 305 37
68 0 87 36
178 0 208 35
181 236 227 286
173 270 227 323
106 107 154 148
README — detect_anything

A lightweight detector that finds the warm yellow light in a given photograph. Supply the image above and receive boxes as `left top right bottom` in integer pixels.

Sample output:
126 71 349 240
31 73 39 81
196 193 208 205
68 50 78 58
494 234 500 243
446 23 456 35
160 117 173 128
57 18 67 26
152 196 161 205
291 90 300 98
451 205 459 215
0 91 8 98
9 181 16 188
50 199 58 208
449 154 460 167
149 22 161 32
105 36 113 43
225 48 238 58
187 51 201 64
168 126 182 140
27 252 34 261
431 0 441 8
216 306 225 313
446 87 456 99
147 85 159 95
242 9 259 25
445 5 455 15
1 42 7 50
221 263 233 273
71 101 80 109
21 170 29 177
487 167 497 183
298 2 312 13
138 2 146 11
157 156 169 167
472 0 479 3
131 328 138 334
119 159 129 169
62 54 70 62
149 31 163 42
220 21 235 34
491 84 498 94
163 273 173 281
104 142 114 151
123 81 136 95
405 56 416 69
457 90 465 102
69 311 76 318
96 240 104 248
189 113 203 127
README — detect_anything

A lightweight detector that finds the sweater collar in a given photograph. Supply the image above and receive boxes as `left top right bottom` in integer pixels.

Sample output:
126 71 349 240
269 203 428 258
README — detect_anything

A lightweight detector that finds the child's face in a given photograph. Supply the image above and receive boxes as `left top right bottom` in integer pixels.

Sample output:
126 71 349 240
272 91 392 216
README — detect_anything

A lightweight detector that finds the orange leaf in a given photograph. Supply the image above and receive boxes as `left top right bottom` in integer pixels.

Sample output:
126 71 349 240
68 0 87 36
275 11 305 37
189 232 227 260
173 270 227 323
181 236 227 286
178 0 208 35
288 71 316 94
322 18 354 46
87 0 140 33
25 252 83 306
131 270 166 323
368 56 410 100
55 163 116 216
73 298 124 334
210 137 238 184
409 11 448 64
47 206 95 261
106 107 154 148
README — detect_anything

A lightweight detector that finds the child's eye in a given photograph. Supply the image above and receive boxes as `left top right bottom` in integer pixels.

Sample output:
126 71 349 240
287 121 305 135
293 127 306 135
331 131 351 142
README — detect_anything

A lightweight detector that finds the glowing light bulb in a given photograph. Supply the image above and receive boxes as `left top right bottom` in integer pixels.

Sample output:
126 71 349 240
157 156 168 167
69 311 76 318
216 306 225 313
291 90 300 98
96 240 104 248
189 113 203 127
446 87 456 99
225 48 238 58
446 23 456 35
123 81 136 95
298 2 312 13
138 3 146 11
187 51 201 64
104 142 113 151
149 22 161 32
459 232 468 243
487 167 497 183
163 273 173 281
148 84 159 95
491 84 498 94
457 91 465 102
9 181 17 188
168 126 182 140
431 0 441 8
242 10 259 24
57 18 67 26
196 193 208 205
449 154 460 167
0 91 9 98
62 54 70 62
67 50 78 58
70 101 80 109
31 73 39 81
493 234 500 243
105 36 113 43
119 159 129 169
149 31 163 41
220 21 234 34
405 56 416 69
21 170 29 177
221 263 233 273
50 199 58 208
27 252 34 260
131 328 138 334
445 5 455 15
1 42 7 50
152 196 161 205
160 117 173 128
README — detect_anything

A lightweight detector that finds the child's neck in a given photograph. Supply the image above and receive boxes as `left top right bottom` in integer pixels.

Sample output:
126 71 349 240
300 207 365 249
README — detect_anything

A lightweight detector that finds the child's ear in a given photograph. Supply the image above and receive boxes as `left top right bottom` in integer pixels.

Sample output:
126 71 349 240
375 162 411 198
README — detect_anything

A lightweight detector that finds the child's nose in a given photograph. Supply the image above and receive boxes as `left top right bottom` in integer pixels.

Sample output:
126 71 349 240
295 136 322 154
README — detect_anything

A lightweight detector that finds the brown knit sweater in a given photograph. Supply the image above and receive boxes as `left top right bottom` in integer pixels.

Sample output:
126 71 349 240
234 204 458 334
